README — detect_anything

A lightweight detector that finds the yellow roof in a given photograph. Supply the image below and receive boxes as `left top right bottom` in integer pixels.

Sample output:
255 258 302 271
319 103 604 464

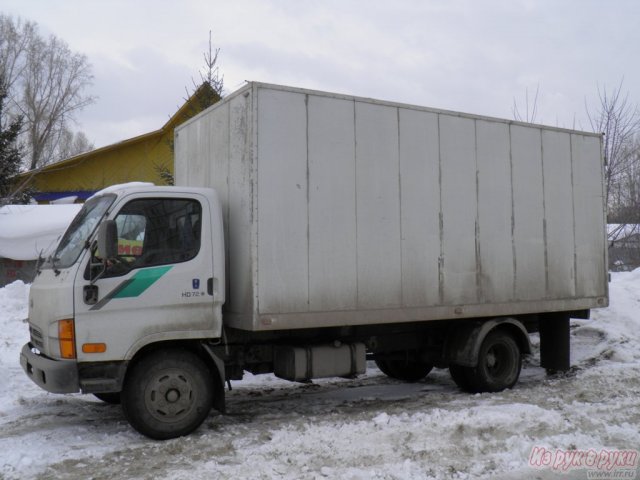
18 83 219 179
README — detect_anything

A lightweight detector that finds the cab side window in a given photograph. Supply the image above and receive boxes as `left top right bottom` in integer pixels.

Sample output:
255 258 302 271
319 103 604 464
115 213 146 258
106 198 202 276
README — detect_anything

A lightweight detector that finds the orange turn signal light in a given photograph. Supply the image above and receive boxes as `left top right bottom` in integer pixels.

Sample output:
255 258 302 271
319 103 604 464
82 343 107 354
58 319 76 359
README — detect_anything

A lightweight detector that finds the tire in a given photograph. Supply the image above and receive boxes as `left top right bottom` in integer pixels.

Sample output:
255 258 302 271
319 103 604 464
449 365 476 392
375 354 433 382
121 349 214 440
93 392 121 404
458 330 522 393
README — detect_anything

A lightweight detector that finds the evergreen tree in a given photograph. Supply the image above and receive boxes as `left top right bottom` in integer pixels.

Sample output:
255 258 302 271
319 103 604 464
0 76 28 204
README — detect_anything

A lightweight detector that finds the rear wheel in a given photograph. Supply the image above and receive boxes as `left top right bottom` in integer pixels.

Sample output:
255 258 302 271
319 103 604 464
451 330 521 393
375 353 433 382
122 349 214 440
93 392 121 404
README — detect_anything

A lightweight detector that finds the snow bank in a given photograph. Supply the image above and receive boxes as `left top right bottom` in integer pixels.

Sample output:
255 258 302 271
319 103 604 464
0 280 30 392
572 269 640 366
0 281 30 366
0 204 81 260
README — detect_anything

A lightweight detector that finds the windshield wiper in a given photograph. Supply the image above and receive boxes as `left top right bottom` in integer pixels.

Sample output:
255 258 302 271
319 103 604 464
35 250 45 276
51 255 61 276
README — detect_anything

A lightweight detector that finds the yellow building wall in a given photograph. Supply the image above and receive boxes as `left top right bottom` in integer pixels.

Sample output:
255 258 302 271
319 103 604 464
31 131 173 194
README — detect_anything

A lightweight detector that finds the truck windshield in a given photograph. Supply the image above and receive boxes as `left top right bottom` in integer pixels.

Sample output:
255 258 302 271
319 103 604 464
50 194 116 269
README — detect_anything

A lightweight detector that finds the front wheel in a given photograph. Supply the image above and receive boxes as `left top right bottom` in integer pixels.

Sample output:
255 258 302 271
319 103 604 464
121 349 214 440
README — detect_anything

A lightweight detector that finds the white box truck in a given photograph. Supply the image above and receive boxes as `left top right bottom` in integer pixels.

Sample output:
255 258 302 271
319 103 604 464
21 82 608 439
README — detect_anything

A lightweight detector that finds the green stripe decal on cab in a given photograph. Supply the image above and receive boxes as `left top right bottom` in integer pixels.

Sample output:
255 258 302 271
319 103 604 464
89 266 172 310
113 266 173 298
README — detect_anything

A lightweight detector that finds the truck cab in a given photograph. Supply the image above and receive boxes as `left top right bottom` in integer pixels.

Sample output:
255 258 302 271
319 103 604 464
21 184 226 438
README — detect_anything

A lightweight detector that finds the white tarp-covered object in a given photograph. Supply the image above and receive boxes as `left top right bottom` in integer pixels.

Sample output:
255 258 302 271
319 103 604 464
0 204 81 261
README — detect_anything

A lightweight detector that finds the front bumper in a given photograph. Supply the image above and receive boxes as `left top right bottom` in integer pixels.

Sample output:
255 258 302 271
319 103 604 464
20 343 80 394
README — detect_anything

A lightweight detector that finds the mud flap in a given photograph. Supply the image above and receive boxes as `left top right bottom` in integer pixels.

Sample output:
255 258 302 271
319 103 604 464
539 313 570 372
201 344 226 413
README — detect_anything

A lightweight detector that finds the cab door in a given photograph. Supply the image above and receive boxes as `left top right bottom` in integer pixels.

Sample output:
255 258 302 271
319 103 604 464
73 193 220 363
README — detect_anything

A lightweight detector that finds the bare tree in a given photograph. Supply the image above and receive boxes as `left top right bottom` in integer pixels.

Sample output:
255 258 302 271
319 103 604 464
19 35 95 169
0 14 95 170
586 81 640 214
586 82 640 271
512 85 540 123
55 128 94 160
0 16 35 99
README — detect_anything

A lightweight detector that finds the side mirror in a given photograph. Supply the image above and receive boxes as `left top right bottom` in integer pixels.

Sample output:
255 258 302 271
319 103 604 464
97 220 118 260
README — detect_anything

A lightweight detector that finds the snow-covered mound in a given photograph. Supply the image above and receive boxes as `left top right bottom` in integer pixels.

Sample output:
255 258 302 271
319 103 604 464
572 269 640 367
0 204 81 260
0 271 639 479
0 280 30 367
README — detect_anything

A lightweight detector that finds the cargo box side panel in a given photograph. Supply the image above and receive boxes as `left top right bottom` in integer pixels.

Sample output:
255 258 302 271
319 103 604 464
176 92 256 322
440 115 478 305
174 120 189 186
175 111 211 189
572 134 608 299
354 102 402 309
476 120 515 303
203 82 607 332
206 102 232 312
308 96 358 311
399 108 440 307
257 88 310 314
542 130 576 298
227 93 256 316
511 125 546 300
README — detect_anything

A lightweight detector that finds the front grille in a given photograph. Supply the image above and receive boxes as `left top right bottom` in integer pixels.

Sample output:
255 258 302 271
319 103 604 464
29 325 44 350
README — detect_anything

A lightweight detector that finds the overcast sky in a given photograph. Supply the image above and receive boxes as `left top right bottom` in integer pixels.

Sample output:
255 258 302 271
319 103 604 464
3 0 639 148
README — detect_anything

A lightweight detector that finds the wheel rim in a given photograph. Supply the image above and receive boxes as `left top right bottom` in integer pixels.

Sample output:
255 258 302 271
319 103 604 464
145 369 196 423
485 343 511 379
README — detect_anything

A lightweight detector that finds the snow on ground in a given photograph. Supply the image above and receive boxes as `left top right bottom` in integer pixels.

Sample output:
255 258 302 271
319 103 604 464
0 273 639 479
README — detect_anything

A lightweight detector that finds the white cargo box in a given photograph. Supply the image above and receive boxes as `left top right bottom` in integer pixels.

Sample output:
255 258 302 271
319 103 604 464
175 82 608 332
